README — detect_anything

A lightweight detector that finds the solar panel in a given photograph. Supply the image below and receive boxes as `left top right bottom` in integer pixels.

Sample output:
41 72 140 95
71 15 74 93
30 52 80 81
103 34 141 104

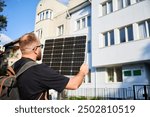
42 36 86 75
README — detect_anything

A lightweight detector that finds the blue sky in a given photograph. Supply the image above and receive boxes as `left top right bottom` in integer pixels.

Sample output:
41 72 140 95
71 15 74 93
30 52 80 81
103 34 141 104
1 0 69 41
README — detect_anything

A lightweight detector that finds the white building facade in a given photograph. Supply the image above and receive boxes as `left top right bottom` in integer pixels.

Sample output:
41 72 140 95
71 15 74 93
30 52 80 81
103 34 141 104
34 0 150 99
92 0 150 91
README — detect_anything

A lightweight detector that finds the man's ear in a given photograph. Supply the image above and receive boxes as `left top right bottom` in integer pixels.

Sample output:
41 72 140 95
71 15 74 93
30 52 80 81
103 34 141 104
33 47 38 55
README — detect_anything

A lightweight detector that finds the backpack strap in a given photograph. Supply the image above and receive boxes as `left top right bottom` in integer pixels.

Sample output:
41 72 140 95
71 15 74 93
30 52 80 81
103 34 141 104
7 67 15 76
16 61 38 78
7 61 38 78
8 61 38 87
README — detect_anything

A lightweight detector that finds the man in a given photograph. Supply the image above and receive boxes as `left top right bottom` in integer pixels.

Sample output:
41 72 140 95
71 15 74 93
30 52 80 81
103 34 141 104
13 32 88 100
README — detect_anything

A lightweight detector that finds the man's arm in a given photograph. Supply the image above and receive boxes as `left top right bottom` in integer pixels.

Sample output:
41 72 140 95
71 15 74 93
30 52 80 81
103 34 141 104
65 64 89 90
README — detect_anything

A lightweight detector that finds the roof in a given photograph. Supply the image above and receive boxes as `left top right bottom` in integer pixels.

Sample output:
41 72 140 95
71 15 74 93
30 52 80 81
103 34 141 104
3 38 19 49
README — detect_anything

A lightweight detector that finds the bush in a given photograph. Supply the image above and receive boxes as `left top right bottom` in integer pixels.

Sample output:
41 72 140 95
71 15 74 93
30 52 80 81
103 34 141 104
68 96 88 100
67 96 103 100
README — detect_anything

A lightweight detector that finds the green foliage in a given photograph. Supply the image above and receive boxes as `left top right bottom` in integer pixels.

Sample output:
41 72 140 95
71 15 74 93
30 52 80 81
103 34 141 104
0 0 7 31
67 96 103 100
68 96 88 100
0 53 8 76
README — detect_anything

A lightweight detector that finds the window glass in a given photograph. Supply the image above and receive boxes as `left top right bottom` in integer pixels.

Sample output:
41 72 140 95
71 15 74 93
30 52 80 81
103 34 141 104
133 70 142 76
58 25 64 36
127 25 134 41
82 18 86 28
107 1 113 14
104 32 108 46
120 27 126 43
118 0 124 9
139 22 147 39
116 67 123 82
77 20 80 30
110 30 114 45
107 68 114 82
102 3 107 15
124 70 132 76
125 0 131 7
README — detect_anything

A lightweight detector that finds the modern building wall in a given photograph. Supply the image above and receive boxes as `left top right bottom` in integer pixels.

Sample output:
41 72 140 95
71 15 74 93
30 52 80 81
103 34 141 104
92 0 150 89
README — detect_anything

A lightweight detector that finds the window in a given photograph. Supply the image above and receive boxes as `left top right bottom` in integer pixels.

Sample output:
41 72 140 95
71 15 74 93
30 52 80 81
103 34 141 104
82 18 86 29
119 25 134 43
124 70 132 76
42 12 44 20
107 67 122 82
118 0 131 10
101 24 134 47
102 3 107 15
77 20 80 30
76 16 90 30
38 9 53 22
125 0 131 7
116 67 123 82
36 29 42 39
118 0 124 9
58 25 64 36
104 32 108 46
102 30 114 47
102 0 113 16
127 25 134 41
133 70 142 76
120 27 126 43
107 68 114 82
46 10 49 19
110 30 114 45
107 1 113 14
139 22 147 39
40 13 43 21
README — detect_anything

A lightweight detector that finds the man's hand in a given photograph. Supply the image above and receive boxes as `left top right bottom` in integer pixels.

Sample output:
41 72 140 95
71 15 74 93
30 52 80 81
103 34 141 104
79 63 89 76
66 63 89 90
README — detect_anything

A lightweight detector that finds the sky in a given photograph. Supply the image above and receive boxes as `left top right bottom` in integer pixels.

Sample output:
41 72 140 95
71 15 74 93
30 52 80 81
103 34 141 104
0 0 69 45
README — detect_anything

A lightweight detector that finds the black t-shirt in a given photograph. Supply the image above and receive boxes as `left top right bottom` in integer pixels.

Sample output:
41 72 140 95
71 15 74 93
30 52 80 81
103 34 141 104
13 57 69 100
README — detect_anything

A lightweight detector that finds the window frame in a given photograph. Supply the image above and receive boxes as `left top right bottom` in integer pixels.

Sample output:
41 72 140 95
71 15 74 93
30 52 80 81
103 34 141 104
57 25 64 36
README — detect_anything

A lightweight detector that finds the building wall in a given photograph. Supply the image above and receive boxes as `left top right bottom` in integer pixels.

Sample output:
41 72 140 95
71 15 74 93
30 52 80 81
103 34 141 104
91 0 150 90
68 4 96 88
34 0 68 44
34 0 150 98
68 0 89 9
0 45 5 52
92 0 150 67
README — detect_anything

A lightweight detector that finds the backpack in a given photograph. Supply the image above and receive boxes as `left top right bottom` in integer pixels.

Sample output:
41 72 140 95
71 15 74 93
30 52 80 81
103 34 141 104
0 61 37 100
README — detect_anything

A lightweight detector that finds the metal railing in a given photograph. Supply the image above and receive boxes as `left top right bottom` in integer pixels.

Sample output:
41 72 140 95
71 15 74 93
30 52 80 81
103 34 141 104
133 85 150 100
60 87 134 100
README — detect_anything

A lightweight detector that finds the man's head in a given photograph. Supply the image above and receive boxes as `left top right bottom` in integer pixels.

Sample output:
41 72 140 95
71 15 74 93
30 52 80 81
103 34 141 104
19 32 43 61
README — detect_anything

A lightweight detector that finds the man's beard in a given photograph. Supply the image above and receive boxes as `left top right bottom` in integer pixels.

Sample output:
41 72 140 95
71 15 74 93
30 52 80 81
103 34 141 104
36 52 42 61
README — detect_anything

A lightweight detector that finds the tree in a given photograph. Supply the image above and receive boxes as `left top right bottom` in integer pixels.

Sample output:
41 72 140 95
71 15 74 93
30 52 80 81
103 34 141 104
0 0 7 31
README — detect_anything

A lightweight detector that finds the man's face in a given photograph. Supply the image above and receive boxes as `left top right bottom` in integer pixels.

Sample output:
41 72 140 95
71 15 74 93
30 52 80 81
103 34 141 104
36 44 42 61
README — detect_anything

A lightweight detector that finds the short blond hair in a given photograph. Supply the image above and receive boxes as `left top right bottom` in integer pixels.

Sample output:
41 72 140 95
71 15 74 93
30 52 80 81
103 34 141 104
19 32 39 53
